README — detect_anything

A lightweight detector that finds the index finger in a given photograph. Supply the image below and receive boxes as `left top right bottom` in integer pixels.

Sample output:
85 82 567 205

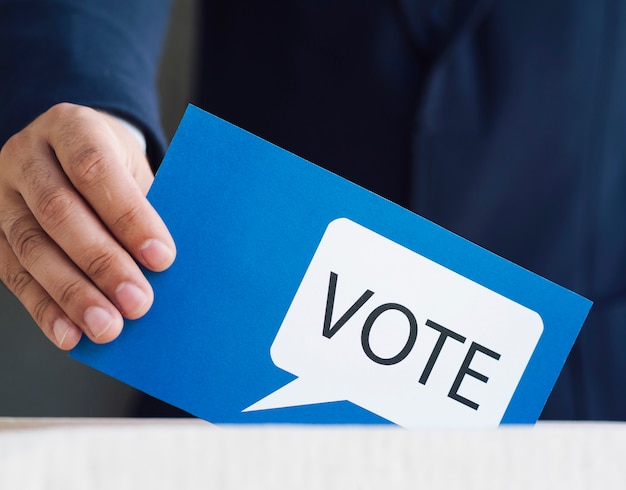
42 103 176 272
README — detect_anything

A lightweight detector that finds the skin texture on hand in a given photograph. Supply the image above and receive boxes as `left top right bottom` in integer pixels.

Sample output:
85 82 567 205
0 103 176 350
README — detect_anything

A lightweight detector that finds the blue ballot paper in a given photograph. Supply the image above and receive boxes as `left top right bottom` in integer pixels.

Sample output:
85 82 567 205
71 105 592 427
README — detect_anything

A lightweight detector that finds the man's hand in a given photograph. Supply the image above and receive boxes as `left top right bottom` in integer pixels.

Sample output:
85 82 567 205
0 103 176 350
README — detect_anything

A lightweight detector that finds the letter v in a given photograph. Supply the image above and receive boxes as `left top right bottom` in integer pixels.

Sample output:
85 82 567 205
323 271 374 339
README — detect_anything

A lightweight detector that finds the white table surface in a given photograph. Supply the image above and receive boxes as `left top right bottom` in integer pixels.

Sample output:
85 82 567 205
1 418 624 490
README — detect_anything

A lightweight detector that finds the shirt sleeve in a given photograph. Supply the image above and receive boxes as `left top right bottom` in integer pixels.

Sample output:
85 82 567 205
0 0 173 167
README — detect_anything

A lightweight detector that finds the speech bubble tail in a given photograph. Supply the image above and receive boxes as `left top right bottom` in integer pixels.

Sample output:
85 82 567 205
242 378 343 413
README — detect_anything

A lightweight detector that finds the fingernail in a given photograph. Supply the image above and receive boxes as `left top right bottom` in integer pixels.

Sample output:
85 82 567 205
115 282 149 317
140 239 175 271
84 306 114 339
53 318 71 347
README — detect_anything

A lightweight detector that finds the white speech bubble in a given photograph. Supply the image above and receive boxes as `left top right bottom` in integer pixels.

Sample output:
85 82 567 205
243 218 543 427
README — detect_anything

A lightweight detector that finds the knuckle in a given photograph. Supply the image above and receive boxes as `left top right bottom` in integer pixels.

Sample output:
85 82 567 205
47 103 114 189
2 131 54 198
47 102 87 122
1 131 28 161
4 268 34 298
58 278 86 310
5 215 48 265
67 145 111 188
1 130 44 177
35 184 76 227
113 202 144 234
32 295 54 327
83 248 116 279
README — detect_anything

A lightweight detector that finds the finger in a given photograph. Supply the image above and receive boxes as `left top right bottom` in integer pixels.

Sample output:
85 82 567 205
5 145 155 323
42 103 176 272
0 232 83 350
0 191 129 344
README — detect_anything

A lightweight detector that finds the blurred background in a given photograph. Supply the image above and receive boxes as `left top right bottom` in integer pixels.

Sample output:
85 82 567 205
0 0 196 416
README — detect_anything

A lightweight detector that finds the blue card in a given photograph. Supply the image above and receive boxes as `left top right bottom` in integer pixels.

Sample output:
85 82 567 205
71 105 592 427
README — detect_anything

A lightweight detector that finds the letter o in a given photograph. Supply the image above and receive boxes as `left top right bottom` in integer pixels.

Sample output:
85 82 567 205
361 303 418 365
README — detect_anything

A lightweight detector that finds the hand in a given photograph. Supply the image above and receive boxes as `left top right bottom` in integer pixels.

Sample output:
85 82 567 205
0 103 176 350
